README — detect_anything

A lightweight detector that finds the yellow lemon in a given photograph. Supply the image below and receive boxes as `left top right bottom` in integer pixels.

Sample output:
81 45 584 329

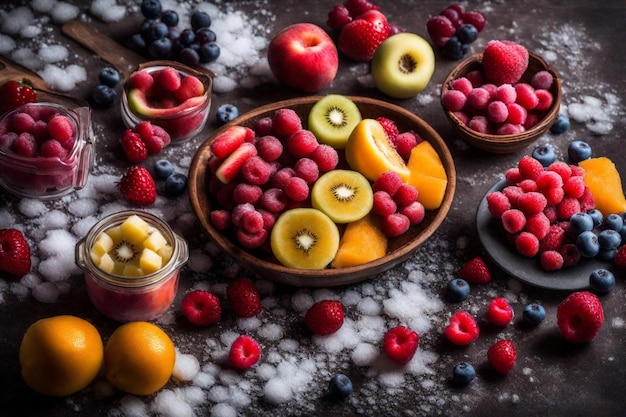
19 315 104 397
104 321 175 396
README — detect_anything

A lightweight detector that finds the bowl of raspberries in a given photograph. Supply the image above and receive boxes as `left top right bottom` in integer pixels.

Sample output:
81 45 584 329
441 40 561 153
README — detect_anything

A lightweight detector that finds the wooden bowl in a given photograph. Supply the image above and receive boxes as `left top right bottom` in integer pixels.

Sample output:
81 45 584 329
188 96 456 287
441 51 561 154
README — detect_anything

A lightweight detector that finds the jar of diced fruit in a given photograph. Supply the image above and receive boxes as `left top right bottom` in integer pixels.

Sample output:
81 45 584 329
75 210 189 322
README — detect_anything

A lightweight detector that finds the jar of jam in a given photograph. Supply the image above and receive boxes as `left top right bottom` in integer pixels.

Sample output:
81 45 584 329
75 210 188 322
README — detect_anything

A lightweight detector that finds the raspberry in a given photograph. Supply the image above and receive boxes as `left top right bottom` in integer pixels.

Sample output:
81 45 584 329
468 116 491 134
240 209 265 234
578 188 596 212
487 339 517 374
466 87 491 110
540 250 564 271
229 335 261 369
557 291 604 343
514 83 538 110
534 89 553 111
259 209 276 230
465 70 485 87
450 77 472 95
293 157 319 183
372 191 397 216
517 179 538 193
515 231 540 257
253 117 273 136
304 300 344 335
272 108 302 136
517 191 547 215
241 156 271 185
284 176 309 202
524 113 540 130
287 129 318 158
261 188 287 213
384 326 419 364
376 117 399 142
487 297 514 326
180 290 222 326
543 186 565 206
496 123 524 135
231 203 255 228
502 185 524 207
531 70 554 90
256 135 283 162
556 196 581 221
210 209 232 231
501 209 526 234
486 191 511 218
233 183 263 205
461 10 486 32
271 167 295 189
495 83 517 104
562 175 586 198
486 100 508 123
506 103 527 125
372 170 403 195
517 155 544 181
426 15 456 47
309 144 339 172
326 4 352 31
614 245 626 271
536 170 564 190
539 224 566 253
400 201 425 225
227 277 262 318
547 161 572 181
441 89 467 112
393 183 418 207
236 228 267 249
39 139 68 158
458 257 491 284
344 0 379 17
444 311 480 345
543 205 558 223
560 243 581 268
525 212 550 240
392 132 419 160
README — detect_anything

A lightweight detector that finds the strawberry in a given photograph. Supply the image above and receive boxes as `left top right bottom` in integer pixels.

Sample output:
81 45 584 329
383 325 419 364
304 300 344 335
227 277 262 318
487 297 514 326
481 40 529 86
337 10 389 61
487 339 517 374
458 256 491 284
120 129 147 163
180 290 221 326
118 165 157 205
0 229 31 278
614 245 626 271
0 79 37 114
229 335 261 369
557 291 604 343
444 311 479 345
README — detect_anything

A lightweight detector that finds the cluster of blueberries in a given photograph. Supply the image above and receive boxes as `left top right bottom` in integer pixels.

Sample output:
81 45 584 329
126 0 220 67
91 66 121 108
154 159 188 197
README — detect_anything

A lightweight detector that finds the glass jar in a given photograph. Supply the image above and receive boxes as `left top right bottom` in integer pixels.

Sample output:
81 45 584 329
75 210 189 322
0 102 94 199
120 60 213 144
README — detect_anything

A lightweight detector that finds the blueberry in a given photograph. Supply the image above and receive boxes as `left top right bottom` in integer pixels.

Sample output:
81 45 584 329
160 9 179 27
531 144 556 167
569 212 594 236
452 362 475 386
328 374 352 399
446 278 470 302
587 209 604 227
154 159 175 180
597 248 617 262
216 104 240 125
199 42 220 63
98 67 121 87
141 0 162 20
126 33 146 52
178 47 200 67
167 27 180 41
442 36 468 60
191 11 212 31
195 28 217 44
145 21 169 42
456 24 478 44
603 213 624 232
91 84 117 107
165 173 188 197
589 268 615 294
148 37 173 59
550 113 570 134
567 140 592 163
598 229 622 250
179 28 195 46
522 303 546 326
576 230 600 258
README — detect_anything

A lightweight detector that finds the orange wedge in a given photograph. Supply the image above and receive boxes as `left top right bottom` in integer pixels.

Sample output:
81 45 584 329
331 214 387 268
579 157 626 217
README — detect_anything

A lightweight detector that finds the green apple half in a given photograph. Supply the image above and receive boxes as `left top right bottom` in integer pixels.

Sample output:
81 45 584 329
371 33 435 99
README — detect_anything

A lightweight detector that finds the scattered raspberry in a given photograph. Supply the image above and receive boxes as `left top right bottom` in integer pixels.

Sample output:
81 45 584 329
304 300 344 335
180 290 221 326
383 325 419 364
227 277 262 318
487 297 514 326
487 339 517 374
557 291 604 343
444 311 480 345
229 335 261 369
458 257 491 284
118 166 156 205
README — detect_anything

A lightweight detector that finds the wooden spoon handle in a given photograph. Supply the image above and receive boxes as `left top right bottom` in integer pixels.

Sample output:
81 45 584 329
0 55 50 91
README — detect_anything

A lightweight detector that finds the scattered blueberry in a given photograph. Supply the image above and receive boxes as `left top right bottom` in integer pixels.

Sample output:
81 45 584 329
195 28 217 44
98 67 121 87
148 37 173 59
597 248 617 262
179 28 195 46
191 11 212 31
456 24 478 44
446 278 470 302
589 268 615 294
598 229 622 250
154 159 175 180
216 104 240 125
141 0 162 20
603 213 624 232
575 230 600 258
531 144 556 167
587 209 604 227
91 84 117 107
550 113 570 134
328 374 352 399
199 42 220 63
165 172 188 196
569 212 594 236
522 303 546 326
126 33 146 51
442 37 468 60
567 140 592 163
452 362 475 386
160 9 179 27
145 21 169 42
179 47 201 66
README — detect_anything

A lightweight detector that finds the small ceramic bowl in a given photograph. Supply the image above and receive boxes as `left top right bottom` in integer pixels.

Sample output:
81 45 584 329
0 102 94 199
120 60 213 144
189 96 456 287
441 51 561 153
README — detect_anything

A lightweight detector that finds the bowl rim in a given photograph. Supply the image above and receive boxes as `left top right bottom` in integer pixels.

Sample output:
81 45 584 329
188 95 456 287
441 51 562 148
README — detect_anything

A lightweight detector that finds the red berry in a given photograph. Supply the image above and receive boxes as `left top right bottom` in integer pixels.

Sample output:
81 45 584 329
120 129 147 163
327 4 352 31
560 243 581 268
0 80 37 114
210 209 232 231
540 250 564 271
381 213 410 237
458 257 491 284
256 135 283 162
383 326 419 364
293 157 319 183
524 212 550 240
426 15 456 47
376 117 399 142
229 335 261 369
518 155 544 181
539 225 566 253
286 129 319 158
337 12 389 62
227 277 262 318
557 291 604 343
155 66 181 91
444 311 480 345
241 156 271 185
181 290 222 326
118 166 156 205
486 191 511 218
372 191 397 216
400 201 425 225
461 10 486 32
343 0 379 17
272 108 302 136
304 300 344 335
487 297 514 326
284 176 309 202
487 339 517 374
393 183 418 207
515 231 540 257
0 228 31 278
392 131 419 160
309 144 339 172
501 209 526 234
372 170 403 195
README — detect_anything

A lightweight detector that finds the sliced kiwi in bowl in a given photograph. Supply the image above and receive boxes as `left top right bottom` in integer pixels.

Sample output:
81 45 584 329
308 94 362 149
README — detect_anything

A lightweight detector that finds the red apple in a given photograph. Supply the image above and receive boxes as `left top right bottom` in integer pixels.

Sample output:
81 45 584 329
267 23 338 93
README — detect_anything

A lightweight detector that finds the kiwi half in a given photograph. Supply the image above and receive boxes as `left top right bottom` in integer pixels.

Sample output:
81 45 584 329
311 169 374 224
308 94 362 149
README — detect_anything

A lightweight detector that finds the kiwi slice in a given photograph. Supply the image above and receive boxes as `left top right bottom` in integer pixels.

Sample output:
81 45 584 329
311 169 374 224
112 240 138 263
308 94 362 149
270 208 340 269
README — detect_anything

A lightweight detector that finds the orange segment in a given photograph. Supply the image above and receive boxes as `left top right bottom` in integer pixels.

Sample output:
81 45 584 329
407 141 447 180
409 173 447 210
331 214 387 268
344 119 410 182
579 157 626 217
